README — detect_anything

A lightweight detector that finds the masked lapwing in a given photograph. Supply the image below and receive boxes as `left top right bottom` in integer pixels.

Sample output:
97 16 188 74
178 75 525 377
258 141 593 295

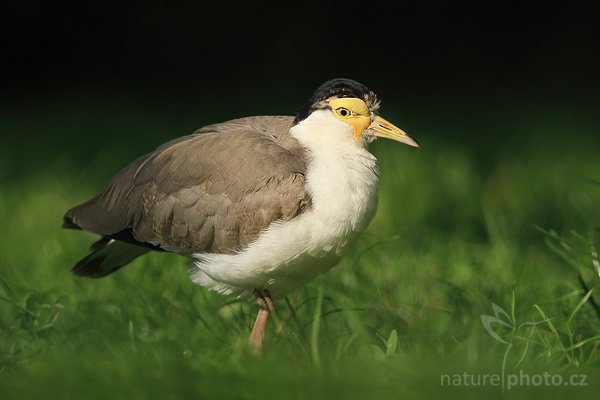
63 78 418 352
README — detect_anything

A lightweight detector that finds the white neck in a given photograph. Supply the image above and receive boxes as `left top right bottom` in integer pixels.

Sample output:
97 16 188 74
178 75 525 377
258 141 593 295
290 110 379 232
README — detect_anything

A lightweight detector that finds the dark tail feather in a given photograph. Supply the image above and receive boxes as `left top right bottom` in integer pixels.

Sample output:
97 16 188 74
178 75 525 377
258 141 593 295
62 215 81 230
89 236 112 252
72 239 150 278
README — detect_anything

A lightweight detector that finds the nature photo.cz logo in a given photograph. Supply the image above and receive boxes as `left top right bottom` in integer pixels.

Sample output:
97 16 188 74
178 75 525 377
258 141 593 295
440 303 588 392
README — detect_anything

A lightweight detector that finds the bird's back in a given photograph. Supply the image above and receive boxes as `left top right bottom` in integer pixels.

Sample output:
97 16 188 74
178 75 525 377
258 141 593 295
64 116 313 276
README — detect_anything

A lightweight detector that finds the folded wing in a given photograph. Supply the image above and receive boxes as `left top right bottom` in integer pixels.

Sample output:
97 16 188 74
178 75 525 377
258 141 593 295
65 116 312 263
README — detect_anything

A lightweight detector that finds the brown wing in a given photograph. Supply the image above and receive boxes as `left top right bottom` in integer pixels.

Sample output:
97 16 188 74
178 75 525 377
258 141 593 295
64 116 312 254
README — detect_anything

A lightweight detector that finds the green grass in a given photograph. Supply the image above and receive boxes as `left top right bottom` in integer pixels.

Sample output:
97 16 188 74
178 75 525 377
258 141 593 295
1 94 600 399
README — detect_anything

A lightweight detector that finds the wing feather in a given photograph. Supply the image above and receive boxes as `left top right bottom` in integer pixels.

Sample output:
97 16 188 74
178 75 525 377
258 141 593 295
64 116 311 254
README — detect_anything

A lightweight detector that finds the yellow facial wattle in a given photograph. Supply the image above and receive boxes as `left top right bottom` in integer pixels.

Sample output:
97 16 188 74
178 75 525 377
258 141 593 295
328 97 419 146
329 98 372 140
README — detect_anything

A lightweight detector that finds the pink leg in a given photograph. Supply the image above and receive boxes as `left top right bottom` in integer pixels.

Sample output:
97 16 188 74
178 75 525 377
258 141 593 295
248 289 275 354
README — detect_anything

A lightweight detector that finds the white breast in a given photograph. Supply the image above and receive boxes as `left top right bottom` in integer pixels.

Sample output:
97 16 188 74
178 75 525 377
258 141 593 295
191 110 379 299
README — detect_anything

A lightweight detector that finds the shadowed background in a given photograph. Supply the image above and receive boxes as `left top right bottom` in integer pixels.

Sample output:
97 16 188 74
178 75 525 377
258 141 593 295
1 0 599 179
1 1 600 399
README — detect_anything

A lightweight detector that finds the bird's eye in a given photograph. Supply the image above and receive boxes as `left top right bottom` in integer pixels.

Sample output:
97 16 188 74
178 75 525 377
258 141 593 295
336 107 351 117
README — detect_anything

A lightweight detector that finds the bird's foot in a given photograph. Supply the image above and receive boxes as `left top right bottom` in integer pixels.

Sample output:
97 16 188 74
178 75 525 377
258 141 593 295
248 288 275 355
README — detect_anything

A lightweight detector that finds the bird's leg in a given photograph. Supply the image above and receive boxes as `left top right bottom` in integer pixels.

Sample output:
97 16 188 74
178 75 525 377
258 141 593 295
248 288 275 354
261 288 276 317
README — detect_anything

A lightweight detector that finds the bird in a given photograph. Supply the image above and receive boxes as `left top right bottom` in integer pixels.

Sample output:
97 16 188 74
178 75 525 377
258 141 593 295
63 78 418 352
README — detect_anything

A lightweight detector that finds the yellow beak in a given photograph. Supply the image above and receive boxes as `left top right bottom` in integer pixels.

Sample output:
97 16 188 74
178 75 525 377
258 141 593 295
367 116 419 147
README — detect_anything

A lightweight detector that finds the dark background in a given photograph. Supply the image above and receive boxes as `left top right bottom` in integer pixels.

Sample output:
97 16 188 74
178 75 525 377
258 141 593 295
1 0 599 180
2 0 599 101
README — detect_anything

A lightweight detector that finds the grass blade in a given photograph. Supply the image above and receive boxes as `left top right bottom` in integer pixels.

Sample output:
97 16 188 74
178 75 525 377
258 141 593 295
310 286 324 369
566 288 595 327
534 304 571 364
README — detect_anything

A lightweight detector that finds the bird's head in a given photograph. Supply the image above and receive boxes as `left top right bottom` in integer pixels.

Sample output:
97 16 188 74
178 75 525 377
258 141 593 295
293 78 418 147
